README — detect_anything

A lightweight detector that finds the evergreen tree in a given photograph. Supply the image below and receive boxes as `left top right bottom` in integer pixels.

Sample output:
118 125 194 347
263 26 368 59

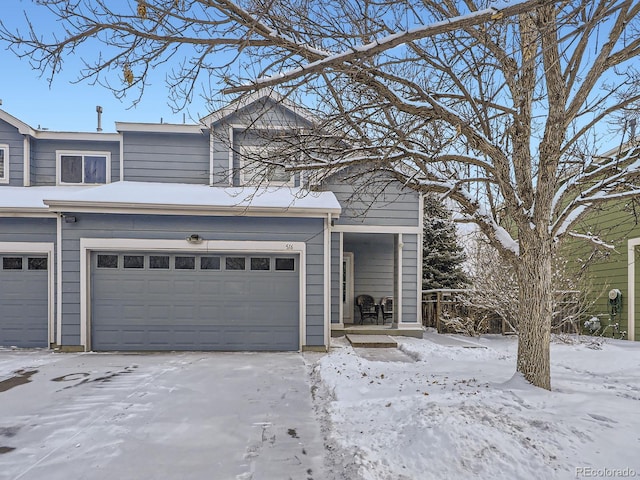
422 195 469 290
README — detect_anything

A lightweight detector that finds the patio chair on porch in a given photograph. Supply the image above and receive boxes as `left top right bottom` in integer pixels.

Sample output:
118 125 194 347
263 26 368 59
380 296 393 324
356 294 379 325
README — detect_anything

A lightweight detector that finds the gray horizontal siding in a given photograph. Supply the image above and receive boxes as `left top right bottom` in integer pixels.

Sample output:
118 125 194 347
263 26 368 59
401 234 419 324
0 217 56 243
60 214 325 348
0 217 58 341
323 168 420 227
123 132 209 184
0 119 24 186
31 138 120 186
215 97 313 131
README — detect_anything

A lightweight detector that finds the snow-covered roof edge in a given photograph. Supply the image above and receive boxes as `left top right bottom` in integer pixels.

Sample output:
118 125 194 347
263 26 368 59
41 181 341 218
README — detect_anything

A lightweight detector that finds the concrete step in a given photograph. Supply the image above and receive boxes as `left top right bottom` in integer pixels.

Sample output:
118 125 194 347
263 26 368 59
332 327 423 338
346 334 398 348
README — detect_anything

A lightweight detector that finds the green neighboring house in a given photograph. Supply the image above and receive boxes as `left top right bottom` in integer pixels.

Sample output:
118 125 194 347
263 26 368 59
563 142 640 341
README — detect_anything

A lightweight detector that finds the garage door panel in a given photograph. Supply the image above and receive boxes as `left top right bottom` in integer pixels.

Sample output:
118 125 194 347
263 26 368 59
148 279 172 294
91 252 300 351
148 305 172 321
174 280 198 294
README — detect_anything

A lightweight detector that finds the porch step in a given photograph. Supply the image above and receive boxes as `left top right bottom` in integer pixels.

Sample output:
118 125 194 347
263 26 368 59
346 334 398 348
332 326 424 338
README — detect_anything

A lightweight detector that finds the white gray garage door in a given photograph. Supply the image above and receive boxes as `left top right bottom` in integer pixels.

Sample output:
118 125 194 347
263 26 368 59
0 255 49 348
90 252 300 351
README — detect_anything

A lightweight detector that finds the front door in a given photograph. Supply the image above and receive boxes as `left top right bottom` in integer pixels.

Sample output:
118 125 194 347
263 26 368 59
342 252 354 323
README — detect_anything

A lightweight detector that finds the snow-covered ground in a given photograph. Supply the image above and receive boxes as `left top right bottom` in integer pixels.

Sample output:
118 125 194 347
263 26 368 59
310 333 640 480
1 335 639 479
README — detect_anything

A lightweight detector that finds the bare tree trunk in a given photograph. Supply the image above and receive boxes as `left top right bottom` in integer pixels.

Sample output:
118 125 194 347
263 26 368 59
516 237 553 390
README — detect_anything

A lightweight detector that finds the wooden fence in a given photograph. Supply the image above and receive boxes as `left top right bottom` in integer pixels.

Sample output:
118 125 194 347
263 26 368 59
422 289 581 335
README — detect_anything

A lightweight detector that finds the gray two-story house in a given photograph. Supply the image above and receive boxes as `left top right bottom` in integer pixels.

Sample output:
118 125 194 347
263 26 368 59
0 91 423 352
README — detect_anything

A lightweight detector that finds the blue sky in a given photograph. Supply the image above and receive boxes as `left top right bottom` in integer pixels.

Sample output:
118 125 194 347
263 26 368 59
0 2 209 132
0 1 628 154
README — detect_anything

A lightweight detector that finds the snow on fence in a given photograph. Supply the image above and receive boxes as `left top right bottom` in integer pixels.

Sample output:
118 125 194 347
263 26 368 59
421 289 581 336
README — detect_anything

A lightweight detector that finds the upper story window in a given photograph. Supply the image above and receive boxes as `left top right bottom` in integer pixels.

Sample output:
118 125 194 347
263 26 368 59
239 146 294 187
57 151 110 185
0 144 8 184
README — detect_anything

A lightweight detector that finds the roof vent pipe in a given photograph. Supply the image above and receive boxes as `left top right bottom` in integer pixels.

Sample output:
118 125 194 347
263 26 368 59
96 105 103 132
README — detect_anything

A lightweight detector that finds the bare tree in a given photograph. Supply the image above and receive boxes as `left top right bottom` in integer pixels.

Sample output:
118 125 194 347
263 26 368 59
3 0 640 389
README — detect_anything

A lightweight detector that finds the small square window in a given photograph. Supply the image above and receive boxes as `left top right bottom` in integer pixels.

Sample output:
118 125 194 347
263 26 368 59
175 256 195 270
3 257 22 270
275 258 295 271
251 257 270 271
150 256 170 269
84 156 107 183
225 257 245 270
61 155 83 184
200 256 221 270
28 257 48 270
123 255 144 269
97 254 118 268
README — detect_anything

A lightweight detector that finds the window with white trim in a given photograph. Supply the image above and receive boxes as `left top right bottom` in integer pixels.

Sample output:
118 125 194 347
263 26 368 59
0 144 8 184
57 151 110 185
239 146 294 186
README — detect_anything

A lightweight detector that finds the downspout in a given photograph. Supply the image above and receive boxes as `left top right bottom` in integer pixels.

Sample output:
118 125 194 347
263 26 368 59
56 214 63 345
209 124 214 186
397 233 404 326
228 126 234 185
628 239 638 341
23 136 30 186
417 194 425 325
119 132 124 182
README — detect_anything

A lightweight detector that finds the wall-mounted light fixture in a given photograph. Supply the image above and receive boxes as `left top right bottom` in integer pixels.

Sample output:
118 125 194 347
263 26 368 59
186 234 204 244
63 215 77 224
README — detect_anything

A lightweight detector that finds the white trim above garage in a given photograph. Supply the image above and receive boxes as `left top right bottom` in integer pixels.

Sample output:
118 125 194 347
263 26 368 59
79 238 307 351
0 241 55 346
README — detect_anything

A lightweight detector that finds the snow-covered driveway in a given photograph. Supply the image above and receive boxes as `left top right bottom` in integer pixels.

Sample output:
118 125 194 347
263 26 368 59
0 351 324 480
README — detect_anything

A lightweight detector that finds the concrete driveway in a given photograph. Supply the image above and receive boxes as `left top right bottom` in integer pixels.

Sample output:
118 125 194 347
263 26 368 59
0 350 325 480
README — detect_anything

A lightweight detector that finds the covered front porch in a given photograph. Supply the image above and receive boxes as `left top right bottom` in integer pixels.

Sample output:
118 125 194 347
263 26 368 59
329 229 423 338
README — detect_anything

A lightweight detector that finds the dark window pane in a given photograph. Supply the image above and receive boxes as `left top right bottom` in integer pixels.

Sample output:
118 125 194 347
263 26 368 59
175 256 195 270
3 257 22 270
123 255 144 269
61 155 83 183
251 257 270 271
149 255 169 269
97 254 118 268
84 156 107 183
225 257 245 270
28 257 48 270
275 258 295 271
0 148 5 178
200 256 220 270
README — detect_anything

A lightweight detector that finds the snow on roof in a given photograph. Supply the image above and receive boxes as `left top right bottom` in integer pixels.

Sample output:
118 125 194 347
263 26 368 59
0 186 93 212
42 181 341 216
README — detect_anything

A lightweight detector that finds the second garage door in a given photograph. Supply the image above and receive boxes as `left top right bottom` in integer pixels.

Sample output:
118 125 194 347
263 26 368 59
90 252 300 351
